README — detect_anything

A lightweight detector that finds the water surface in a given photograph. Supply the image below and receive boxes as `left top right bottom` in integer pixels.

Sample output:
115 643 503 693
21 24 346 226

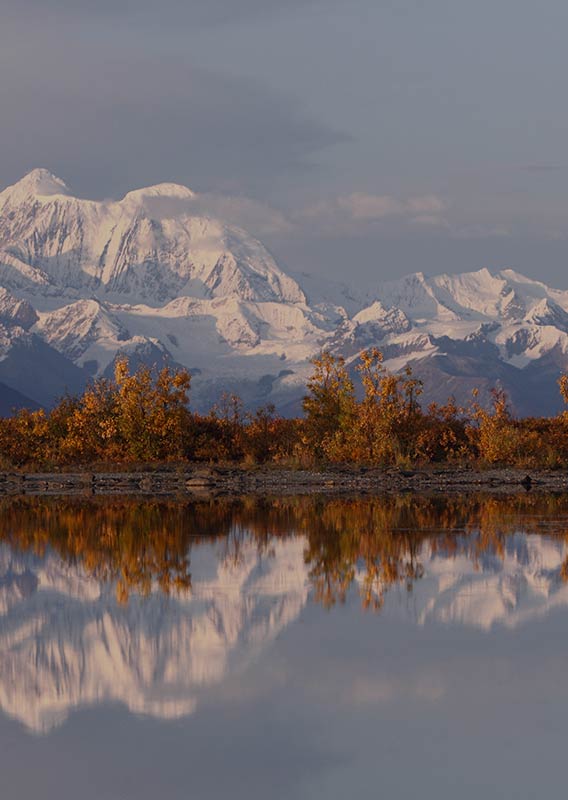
1 494 567 799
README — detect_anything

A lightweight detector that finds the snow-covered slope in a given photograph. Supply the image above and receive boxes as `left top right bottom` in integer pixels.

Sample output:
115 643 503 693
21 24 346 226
2 169 568 413
0 169 305 305
362 267 568 413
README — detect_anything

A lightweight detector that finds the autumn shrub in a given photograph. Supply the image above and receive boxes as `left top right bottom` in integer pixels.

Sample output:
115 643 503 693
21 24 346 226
315 349 427 466
412 398 471 463
301 351 356 460
0 409 51 467
0 358 194 467
466 389 567 468
113 358 192 461
4 349 568 470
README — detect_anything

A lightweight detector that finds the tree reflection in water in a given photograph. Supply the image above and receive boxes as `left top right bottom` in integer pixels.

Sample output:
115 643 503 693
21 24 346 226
1 493 568 608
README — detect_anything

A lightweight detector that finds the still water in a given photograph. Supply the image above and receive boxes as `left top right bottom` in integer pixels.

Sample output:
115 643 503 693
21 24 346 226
1 493 568 798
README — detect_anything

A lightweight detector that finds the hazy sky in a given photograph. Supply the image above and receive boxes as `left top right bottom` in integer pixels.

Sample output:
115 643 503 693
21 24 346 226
3 0 568 287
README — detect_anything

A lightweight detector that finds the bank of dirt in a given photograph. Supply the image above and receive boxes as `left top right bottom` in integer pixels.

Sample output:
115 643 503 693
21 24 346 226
0 465 566 496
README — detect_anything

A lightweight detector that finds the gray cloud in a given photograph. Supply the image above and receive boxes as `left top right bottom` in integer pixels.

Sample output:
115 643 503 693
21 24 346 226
518 164 568 174
299 192 448 232
5 0 319 27
0 48 346 200
138 188 448 244
136 192 292 238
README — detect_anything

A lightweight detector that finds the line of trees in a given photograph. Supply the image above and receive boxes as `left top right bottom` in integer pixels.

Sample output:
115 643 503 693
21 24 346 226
2 350 568 469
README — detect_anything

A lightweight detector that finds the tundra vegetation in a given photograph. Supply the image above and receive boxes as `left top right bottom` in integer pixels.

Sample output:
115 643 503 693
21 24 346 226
2 350 568 469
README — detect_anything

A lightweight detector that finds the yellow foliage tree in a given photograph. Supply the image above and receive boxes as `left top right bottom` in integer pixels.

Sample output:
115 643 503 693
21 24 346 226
113 357 192 461
302 351 356 460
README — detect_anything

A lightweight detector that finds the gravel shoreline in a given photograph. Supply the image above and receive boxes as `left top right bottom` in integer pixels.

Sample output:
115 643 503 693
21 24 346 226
1 465 567 496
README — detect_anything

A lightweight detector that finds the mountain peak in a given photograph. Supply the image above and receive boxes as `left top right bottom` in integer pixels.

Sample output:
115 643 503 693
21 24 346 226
0 169 70 204
0 171 304 307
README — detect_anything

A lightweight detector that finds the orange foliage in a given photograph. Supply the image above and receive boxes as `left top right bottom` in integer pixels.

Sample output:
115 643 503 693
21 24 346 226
1 353 568 469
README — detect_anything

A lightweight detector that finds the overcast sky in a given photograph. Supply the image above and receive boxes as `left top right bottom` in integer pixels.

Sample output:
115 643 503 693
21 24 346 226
3 0 568 287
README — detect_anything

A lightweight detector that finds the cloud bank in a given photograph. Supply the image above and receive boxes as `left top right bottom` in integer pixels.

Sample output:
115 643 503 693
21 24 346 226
0 47 346 200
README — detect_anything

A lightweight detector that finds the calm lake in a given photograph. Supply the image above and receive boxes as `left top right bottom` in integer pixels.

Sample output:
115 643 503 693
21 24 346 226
1 493 568 799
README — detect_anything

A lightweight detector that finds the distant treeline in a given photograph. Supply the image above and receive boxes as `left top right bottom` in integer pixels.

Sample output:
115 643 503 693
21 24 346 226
2 349 568 469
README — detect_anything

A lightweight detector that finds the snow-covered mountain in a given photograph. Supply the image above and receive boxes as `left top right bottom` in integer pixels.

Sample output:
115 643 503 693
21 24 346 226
0 169 304 305
2 169 568 413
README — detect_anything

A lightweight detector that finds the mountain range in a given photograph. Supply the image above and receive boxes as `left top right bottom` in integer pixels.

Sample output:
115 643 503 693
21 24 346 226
1 168 568 414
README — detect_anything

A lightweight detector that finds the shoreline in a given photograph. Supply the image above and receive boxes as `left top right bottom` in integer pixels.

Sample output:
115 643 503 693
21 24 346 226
1 465 568 496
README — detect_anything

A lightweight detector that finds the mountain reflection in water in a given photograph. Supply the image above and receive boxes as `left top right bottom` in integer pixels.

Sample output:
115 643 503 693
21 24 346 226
1 493 568 734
